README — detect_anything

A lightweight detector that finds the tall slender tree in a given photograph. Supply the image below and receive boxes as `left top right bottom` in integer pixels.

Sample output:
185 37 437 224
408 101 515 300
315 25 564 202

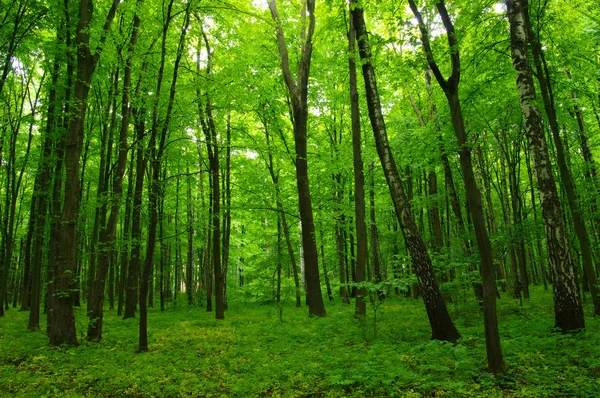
408 0 504 372
268 0 325 316
87 3 141 341
198 23 225 320
350 0 459 342
507 0 585 331
49 0 120 346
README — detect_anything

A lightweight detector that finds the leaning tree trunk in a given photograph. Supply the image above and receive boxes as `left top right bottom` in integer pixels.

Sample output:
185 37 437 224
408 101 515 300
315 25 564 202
351 0 460 343
524 19 600 316
507 0 584 331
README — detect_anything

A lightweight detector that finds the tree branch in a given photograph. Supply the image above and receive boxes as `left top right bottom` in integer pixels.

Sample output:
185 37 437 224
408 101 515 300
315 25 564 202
436 1 460 90
407 0 447 90
268 0 299 101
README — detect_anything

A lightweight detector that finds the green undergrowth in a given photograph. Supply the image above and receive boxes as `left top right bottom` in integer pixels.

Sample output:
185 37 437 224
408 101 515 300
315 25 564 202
1 286 599 397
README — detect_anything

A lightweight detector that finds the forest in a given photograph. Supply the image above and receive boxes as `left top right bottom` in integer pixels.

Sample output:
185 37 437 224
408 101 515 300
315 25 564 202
1 0 599 396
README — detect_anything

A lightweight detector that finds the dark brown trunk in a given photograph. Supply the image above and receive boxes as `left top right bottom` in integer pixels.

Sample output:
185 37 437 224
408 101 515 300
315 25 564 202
506 144 530 299
319 230 333 301
139 0 191 352
49 0 119 346
186 169 195 305
428 171 443 250
198 25 225 320
47 5 74 331
332 177 351 305
159 176 166 311
86 72 117 312
525 149 547 290
369 164 382 289
221 112 232 309
26 44 59 328
118 152 135 316
409 0 503 371
87 8 139 340
1 67 39 317
566 70 599 190
261 115 302 307
268 0 325 317
123 110 146 319
276 214 282 303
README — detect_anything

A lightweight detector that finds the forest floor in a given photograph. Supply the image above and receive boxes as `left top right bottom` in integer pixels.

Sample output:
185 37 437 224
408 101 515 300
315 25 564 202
1 286 599 397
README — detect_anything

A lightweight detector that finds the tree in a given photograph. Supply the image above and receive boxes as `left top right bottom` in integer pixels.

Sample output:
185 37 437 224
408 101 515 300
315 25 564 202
507 0 584 331
198 22 225 320
49 0 120 347
87 1 141 341
350 0 460 342
408 0 504 373
524 6 600 316
268 0 325 317
347 8 367 316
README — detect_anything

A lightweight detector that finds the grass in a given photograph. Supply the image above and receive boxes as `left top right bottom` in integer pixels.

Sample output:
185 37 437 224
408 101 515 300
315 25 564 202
1 286 599 397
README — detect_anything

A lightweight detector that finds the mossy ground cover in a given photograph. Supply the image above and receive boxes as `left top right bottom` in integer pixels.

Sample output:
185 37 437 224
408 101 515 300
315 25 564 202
1 286 599 397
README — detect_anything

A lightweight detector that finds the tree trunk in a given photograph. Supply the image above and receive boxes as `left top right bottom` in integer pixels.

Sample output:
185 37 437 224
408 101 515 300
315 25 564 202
408 0 503 371
139 0 191 352
507 0 585 330
506 141 530 299
369 164 382 291
320 229 334 301
118 153 135 316
186 168 194 305
525 2 598 315
87 8 139 340
49 0 119 346
276 214 282 303
352 1 459 342
198 25 224 320
268 0 325 317
221 112 232 309
261 115 303 307
26 42 60 329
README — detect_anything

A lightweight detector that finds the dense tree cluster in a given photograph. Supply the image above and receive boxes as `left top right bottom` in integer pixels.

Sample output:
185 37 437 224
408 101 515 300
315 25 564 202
0 0 598 374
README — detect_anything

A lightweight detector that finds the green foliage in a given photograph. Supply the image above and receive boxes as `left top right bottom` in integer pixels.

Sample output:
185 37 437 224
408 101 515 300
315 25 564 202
2 287 600 397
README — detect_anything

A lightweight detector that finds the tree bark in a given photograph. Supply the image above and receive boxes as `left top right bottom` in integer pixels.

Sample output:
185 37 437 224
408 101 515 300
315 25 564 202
26 44 59 329
352 0 459 342
87 7 140 341
507 0 585 330
369 164 382 290
221 112 232 309
139 0 191 352
186 168 195 305
408 0 502 370
268 0 325 317
49 0 119 346
525 2 598 315
320 230 334 301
